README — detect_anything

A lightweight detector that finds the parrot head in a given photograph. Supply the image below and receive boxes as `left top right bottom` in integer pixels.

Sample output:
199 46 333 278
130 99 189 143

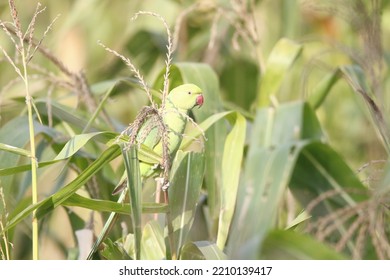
167 83 204 110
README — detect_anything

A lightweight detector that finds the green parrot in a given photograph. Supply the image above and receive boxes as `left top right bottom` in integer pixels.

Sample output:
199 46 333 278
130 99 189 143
111 83 204 194
87 84 203 259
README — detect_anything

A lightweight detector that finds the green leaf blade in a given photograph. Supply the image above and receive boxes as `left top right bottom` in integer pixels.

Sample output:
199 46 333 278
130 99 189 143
227 101 323 259
260 230 346 260
217 112 246 250
180 241 227 260
121 144 142 260
169 151 205 258
257 38 302 108
3 144 121 232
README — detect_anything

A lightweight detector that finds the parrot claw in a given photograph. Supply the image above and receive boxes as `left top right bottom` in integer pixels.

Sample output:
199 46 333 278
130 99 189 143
162 182 170 191
155 177 170 191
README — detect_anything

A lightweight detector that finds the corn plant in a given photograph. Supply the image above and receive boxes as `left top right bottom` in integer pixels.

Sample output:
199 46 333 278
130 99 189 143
1 0 390 260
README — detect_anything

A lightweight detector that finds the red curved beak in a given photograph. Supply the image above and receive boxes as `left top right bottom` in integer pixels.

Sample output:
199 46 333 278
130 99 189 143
196 94 204 107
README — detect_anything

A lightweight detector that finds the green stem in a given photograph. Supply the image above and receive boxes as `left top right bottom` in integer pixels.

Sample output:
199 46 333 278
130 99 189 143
21 50 39 260
0 189 10 260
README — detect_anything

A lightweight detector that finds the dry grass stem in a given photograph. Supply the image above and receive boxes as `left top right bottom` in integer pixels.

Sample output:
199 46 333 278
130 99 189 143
208 8 222 51
8 0 21 39
173 1 259 65
26 13 60 64
314 202 368 240
131 11 174 109
1 0 62 260
303 0 388 153
25 3 46 58
0 20 23 76
305 187 370 214
305 185 390 259
98 40 154 107
368 207 390 259
353 221 368 259
335 213 365 251
172 4 197 51
0 20 20 53
356 159 386 173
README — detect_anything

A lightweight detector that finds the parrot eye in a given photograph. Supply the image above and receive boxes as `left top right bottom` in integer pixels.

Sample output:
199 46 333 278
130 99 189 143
188 91 192 95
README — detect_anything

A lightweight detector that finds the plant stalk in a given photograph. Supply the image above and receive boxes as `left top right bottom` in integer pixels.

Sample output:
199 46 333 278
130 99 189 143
21 49 39 260
164 189 176 260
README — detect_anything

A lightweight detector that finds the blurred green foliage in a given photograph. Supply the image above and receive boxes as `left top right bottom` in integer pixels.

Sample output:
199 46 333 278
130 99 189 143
1 0 390 260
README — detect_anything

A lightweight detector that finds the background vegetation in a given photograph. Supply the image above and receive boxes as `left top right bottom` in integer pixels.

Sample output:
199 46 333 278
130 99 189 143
1 0 390 260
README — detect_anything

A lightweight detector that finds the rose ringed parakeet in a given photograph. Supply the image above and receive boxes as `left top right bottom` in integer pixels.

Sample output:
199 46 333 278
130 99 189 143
87 84 204 259
111 83 204 194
